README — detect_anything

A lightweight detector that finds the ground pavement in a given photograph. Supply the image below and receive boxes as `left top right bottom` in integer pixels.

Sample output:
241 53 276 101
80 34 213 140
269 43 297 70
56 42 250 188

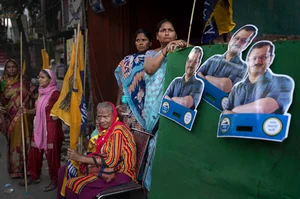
0 134 145 199
0 134 57 199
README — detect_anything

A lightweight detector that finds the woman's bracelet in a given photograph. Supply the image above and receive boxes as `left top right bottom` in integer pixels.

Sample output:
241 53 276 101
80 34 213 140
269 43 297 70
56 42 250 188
162 50 167 57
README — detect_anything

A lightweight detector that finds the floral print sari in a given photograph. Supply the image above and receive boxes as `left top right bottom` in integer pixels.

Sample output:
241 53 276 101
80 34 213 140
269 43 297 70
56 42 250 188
115 53 146 130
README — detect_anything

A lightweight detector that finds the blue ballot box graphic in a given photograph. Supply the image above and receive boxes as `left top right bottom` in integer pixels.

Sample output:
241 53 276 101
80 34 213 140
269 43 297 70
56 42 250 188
196 75 228 112
161 46 205 131
160 98 197 131
217 113 291 142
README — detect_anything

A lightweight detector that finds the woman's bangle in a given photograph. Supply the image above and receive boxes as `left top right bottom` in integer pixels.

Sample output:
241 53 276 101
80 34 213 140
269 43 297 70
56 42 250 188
162 50 166 57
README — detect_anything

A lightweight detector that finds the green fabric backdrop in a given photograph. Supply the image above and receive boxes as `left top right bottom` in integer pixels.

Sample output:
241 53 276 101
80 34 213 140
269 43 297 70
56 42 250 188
233 1 300 35
149 41 300 199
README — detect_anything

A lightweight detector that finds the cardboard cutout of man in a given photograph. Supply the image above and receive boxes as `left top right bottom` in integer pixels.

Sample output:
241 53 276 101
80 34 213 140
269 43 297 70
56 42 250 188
197 24 258 93
224 40 294 114
164 46 204 110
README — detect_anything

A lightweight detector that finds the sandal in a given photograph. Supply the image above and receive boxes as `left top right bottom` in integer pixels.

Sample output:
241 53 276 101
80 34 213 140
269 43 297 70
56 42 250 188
43 183 57 192
19 179 40 186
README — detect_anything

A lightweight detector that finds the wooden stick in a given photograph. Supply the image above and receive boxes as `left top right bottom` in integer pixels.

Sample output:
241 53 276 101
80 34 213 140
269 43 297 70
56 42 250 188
79 29 88 154
73 24 81 152
73 24 80 89
187 0 197 46
20 32 28 193
74 29 77 45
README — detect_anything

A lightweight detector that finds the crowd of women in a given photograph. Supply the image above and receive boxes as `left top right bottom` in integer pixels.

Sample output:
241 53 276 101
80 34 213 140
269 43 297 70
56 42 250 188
0 18 187 198
114 18 187 193
0 60 64 192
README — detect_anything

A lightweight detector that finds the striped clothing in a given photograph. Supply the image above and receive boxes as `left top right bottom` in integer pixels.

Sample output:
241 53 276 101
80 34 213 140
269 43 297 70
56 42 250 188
101 125 137 181
66 124 136 195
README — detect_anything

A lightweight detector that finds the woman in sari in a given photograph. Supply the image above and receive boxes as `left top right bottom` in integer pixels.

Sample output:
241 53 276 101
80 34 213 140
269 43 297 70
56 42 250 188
143 19 187 191
144 19 186 133
57 102 136 199
0 59 35 178
114 28 152 131
20 69 64 192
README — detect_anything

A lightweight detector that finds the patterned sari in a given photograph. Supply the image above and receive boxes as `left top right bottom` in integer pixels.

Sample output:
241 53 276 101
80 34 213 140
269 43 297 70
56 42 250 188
114 53 146 130
0 74 35 178
143 49 167 191
144 50 167 132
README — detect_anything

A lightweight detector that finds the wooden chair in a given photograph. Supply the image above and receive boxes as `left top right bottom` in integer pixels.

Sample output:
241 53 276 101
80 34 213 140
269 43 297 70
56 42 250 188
95 128 155 199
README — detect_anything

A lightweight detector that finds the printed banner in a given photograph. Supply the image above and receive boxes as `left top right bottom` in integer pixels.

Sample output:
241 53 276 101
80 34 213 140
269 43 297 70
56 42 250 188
219 40 295 142
160 46 204 131
197 24 258 111
68 0 83 28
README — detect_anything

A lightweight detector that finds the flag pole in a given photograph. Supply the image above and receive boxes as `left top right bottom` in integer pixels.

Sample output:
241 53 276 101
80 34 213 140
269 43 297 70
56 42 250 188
73 24 81 152
73 29 77 47
187 0 197 46
43 35 46 50
20 32 28 193
73 24 80 93
79 29 88 154
73 24 80 100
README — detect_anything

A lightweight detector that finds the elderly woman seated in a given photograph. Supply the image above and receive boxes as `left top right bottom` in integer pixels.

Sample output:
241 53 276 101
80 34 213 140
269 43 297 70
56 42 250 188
57 102 137 199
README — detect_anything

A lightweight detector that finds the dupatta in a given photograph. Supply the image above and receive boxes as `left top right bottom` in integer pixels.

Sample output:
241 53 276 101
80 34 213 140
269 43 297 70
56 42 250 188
114 53 146 128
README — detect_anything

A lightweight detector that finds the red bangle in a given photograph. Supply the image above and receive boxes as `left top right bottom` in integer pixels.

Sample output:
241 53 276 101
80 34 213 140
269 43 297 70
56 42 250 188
162 51 166 57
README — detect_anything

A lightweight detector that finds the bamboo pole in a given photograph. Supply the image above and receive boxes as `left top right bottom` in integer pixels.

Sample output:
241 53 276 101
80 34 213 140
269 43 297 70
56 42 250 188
74 29 77 45
20 32 28 193
43 35 46 50
79 29 88 154
187 0 197 46
73 24 81 152
73 24 80 95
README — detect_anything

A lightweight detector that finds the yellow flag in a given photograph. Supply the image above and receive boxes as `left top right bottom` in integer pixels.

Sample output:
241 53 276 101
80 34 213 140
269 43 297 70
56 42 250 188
50 44 75 126
51 30 85 149
202 0 236 43
70 31 85 150
41 49 50 69
213 0 236 35
55 31 86 197
22 60 26 75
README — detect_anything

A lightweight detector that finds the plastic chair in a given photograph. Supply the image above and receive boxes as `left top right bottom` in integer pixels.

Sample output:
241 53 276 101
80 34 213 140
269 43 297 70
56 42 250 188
96 128 155 199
